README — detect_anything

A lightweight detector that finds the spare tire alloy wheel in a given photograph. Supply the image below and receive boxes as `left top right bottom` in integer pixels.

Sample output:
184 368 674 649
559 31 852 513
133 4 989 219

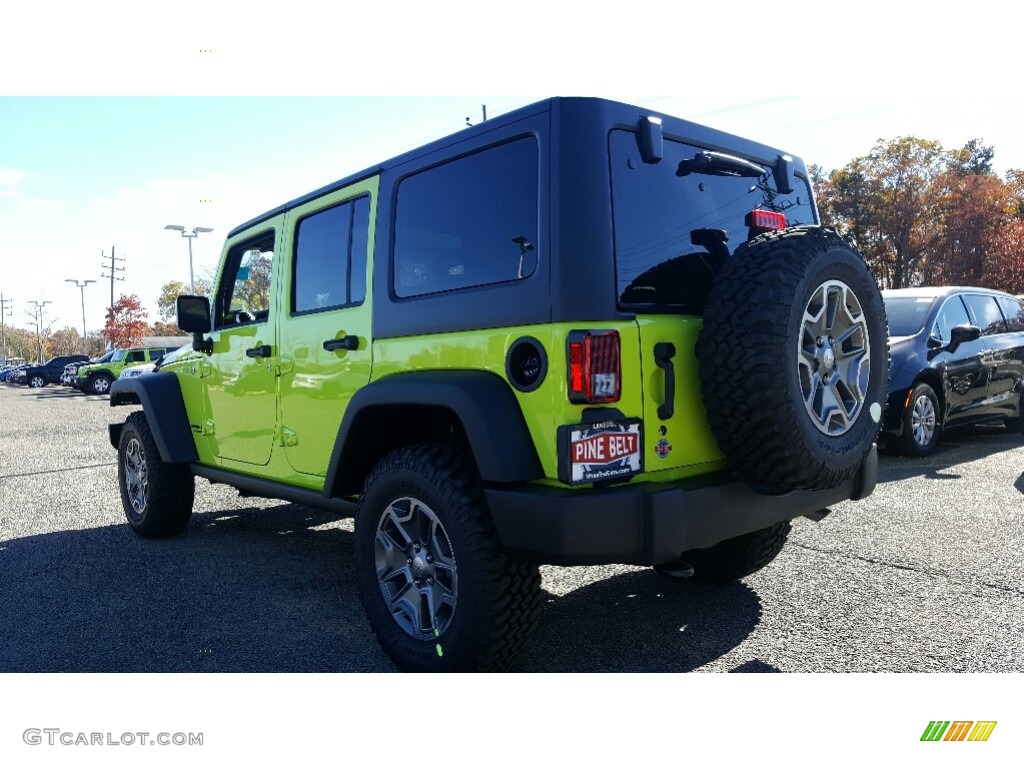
697 226 889 491
798 279 871 436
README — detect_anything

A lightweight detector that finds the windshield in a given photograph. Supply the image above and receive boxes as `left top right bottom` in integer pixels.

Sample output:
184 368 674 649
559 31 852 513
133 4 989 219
883 296 937 337
610 130 817 310
111 349 127 362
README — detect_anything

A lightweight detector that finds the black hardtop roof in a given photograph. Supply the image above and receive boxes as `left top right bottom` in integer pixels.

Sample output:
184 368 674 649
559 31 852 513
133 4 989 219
228 96 805 239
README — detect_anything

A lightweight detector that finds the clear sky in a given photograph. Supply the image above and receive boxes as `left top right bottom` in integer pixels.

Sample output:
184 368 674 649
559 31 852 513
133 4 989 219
4 92 1021 340
1 1 1019 340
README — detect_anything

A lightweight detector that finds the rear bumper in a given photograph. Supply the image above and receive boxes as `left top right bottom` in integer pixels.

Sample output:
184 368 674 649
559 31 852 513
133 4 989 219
486 446 877 566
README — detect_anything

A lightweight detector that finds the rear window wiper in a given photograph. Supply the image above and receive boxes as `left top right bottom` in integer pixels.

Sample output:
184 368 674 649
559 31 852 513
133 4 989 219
677 151 766 179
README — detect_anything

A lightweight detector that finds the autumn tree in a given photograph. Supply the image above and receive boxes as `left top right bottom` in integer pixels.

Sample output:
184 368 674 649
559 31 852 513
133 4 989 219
157 278 212 321
104 294 150 349
986 220 1024 294
45 326 83 357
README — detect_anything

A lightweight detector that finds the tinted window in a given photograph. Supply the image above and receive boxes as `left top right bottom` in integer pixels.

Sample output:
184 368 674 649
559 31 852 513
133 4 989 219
293 195 370 313
611 130 817 309
215 231 274 329
112 349 127 362
394 137 539 298
126 350 145 363
997 296 1024 332
962 294 1005 335
885 296 938 336
931 296 972 341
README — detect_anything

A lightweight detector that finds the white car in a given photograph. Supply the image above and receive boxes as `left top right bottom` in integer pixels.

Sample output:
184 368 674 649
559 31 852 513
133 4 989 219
118 363 156 380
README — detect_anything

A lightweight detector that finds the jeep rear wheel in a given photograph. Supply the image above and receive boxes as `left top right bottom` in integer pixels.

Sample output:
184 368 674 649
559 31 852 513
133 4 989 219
88 373 114 395
697 226 888 491
673 521 792 582
118 411 195 538
354 443 543 672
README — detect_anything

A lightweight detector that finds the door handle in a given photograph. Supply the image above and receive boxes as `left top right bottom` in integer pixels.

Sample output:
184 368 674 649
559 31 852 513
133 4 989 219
323 336 359 352
654 342 676 420
246 345 272 358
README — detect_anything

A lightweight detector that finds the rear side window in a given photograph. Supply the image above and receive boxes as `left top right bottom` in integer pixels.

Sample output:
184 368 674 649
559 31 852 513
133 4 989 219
997 296 1024 332
393 137 539 298
610 130 816 310
292 195 371 314
126 350 145 363
962 294 1006 335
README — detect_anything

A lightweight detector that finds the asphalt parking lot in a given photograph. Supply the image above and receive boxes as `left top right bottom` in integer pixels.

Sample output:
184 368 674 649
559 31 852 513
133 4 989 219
1 383 1022 673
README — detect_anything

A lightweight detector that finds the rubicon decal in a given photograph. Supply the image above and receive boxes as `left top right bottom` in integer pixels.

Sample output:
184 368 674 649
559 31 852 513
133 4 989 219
920 721 997 742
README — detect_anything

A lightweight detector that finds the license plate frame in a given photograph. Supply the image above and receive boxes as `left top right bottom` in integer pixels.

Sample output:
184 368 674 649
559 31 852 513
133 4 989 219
557 418 643 486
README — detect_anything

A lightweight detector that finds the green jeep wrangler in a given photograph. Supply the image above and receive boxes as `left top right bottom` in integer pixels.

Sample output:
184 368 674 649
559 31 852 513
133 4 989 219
78 346 175 394
108 97 888 672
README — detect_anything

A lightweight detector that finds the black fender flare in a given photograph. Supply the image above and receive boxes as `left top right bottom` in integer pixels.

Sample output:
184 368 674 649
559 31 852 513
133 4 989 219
324 370 544 498
108 373 199 463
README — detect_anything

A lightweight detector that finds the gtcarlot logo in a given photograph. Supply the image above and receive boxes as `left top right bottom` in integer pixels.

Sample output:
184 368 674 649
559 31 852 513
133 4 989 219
23 729 203 746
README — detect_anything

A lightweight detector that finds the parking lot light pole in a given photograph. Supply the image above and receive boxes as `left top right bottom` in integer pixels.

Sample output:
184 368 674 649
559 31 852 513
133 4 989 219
28 299 51 363
65 279 96 355
165 225 214 295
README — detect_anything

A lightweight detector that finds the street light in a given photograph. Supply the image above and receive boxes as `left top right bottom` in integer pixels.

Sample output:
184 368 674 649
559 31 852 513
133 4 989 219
28 299 52 363
165 225 214 295
65 278 96 355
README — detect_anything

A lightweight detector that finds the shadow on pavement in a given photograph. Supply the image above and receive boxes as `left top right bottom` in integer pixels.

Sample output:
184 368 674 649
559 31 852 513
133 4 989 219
877 423 1024 485
1 502 766 674
518 571 762 672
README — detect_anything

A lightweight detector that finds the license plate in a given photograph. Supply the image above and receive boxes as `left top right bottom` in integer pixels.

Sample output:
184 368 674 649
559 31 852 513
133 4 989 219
560 419 643 485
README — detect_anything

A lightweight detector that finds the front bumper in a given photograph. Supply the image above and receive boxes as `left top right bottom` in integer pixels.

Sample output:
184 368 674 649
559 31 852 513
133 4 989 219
486 445 877 566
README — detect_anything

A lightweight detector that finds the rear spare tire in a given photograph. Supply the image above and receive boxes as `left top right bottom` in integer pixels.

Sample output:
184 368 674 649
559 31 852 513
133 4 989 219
697 226 888 491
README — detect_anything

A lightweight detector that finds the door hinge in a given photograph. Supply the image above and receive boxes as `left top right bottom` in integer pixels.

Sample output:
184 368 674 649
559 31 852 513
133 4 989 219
201 419 215 436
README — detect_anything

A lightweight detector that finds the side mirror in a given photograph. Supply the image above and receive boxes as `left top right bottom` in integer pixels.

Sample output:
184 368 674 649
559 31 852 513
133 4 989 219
176 295 213 353
946 323 982 355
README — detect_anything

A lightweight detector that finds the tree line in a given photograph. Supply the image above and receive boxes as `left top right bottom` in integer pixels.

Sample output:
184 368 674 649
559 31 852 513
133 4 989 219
813 137 1024 292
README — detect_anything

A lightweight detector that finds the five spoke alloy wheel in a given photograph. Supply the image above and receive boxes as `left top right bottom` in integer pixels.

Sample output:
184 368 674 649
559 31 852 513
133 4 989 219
798 279 871 436
123 436 149 518
374 496 458 640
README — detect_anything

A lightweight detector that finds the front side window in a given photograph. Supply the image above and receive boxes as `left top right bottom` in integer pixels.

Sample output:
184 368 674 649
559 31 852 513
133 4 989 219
215 231 274 329
292 195 370 314
961 294 1005 335
610 130 817 310
394 137 539 298
126 350 145 363
931 296 971 341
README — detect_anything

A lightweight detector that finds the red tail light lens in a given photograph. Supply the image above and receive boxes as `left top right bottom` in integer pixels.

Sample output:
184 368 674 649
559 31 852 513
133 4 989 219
567 330 621 403
745 209 787 231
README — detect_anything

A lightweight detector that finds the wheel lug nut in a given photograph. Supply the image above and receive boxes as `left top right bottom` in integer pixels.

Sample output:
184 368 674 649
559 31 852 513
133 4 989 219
427 577 434 585
414 543 421 552
816 337 823 347
407 558 412 565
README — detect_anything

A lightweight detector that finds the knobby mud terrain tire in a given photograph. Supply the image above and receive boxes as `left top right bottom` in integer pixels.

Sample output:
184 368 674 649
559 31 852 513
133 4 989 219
354 443 543 672
678 521 792 582
118 411 195 538
697 226 888 491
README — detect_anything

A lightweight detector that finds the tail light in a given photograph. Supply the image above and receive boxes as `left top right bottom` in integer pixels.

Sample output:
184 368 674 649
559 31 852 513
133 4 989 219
745 209 787 232
567 330 621 403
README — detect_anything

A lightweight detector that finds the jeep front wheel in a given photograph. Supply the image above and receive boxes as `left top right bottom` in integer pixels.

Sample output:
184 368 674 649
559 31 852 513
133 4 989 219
697 226 889 491
354 443 543 672
118 411 195 538
88 373 114 395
